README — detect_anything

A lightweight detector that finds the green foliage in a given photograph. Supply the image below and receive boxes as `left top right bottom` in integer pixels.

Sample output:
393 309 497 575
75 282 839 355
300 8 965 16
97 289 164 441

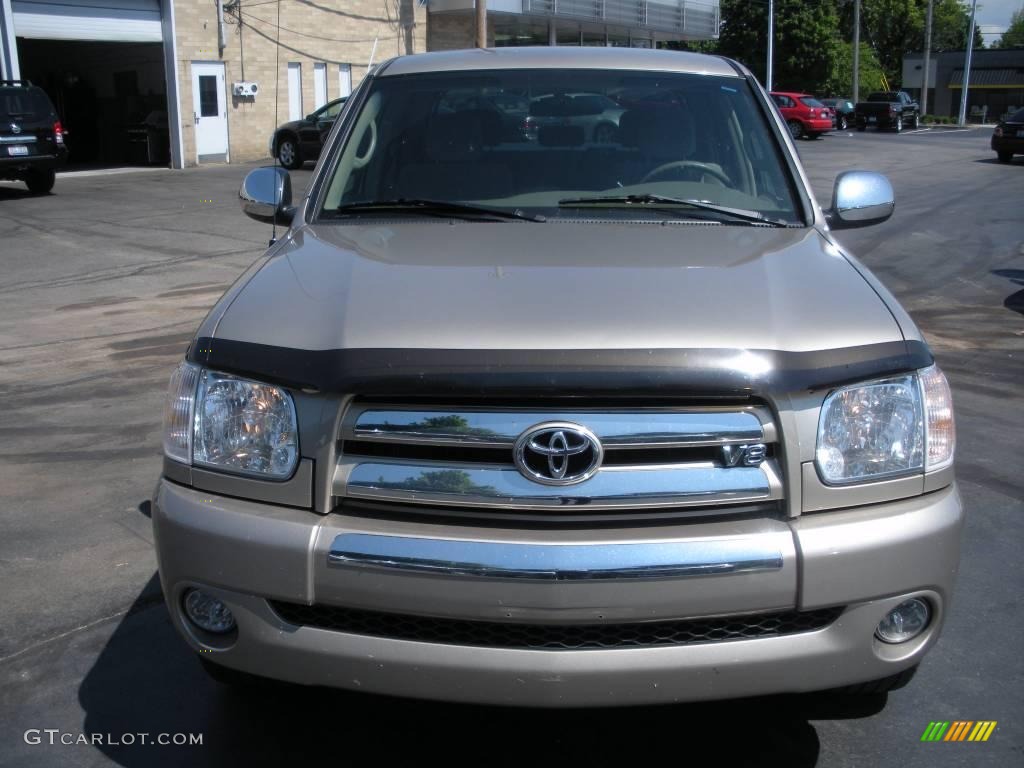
714 0 981 95
717 0 840 94
853 0 982 84
822 42 887 97
994 9 1024 48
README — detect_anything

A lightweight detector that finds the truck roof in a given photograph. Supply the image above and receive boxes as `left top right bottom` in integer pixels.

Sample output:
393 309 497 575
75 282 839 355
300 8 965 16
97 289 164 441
378 46 742 79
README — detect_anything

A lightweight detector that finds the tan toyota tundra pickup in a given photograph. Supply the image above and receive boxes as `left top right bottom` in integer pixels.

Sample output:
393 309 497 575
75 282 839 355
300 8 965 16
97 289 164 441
154 47 961 707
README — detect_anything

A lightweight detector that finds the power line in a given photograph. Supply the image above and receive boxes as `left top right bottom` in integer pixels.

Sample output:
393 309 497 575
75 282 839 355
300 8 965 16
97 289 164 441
232 8 384 42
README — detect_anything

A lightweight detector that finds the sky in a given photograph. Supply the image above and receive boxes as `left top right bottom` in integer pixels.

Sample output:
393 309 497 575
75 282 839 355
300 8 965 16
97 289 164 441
976 0 1023 40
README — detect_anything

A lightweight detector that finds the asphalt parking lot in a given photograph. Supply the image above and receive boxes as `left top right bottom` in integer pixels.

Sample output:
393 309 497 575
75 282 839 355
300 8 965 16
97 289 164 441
1 126 1021 767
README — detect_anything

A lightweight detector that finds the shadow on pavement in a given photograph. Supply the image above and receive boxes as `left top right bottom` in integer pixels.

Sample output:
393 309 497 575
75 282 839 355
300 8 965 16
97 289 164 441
79 572 892 767
0 184 36 200
992 269 1024 315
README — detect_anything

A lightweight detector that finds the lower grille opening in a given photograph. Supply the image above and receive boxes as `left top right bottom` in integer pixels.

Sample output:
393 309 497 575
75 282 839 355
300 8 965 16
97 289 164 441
267 602 843 651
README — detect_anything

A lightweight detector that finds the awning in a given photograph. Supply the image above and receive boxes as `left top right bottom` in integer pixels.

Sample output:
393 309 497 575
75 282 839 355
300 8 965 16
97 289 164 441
948 68 1024 89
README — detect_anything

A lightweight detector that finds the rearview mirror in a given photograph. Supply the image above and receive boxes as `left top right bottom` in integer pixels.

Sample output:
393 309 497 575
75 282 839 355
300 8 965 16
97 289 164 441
239 166 294 225
826 171 894 229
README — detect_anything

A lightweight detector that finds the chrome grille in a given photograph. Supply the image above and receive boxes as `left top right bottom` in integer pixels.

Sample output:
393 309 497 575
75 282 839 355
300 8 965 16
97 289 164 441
333 404 782 515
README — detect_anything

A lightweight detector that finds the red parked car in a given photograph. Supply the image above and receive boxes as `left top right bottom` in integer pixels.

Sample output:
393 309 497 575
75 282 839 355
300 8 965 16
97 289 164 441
770 92 833 140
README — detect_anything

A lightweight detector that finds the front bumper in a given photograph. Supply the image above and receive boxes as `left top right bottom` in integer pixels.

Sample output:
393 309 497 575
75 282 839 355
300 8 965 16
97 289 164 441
153 480 963 707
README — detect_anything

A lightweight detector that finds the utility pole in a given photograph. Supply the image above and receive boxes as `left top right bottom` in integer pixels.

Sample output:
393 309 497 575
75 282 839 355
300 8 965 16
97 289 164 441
766 0 774 91
852 0 860 103
922 0 933 116
476 0 487 49
957 0 978 126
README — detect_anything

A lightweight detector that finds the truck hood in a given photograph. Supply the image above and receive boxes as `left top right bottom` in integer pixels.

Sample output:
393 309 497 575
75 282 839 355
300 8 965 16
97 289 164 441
210 222 902 354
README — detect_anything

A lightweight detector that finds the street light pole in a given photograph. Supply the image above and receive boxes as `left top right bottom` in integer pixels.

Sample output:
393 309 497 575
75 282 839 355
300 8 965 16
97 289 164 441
476 0 487 48
852 0 860 103
957 0 979 126
766 0 774 91
921 0 933 116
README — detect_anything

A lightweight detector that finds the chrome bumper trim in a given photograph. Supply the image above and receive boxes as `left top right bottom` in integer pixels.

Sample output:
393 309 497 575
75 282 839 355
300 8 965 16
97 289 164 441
337 460 780 510
347 407 773 448
327 533 784 580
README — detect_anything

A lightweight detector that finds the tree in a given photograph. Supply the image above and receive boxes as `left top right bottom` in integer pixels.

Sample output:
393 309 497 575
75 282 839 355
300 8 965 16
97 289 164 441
994 9 1024 48
929 0 984 51
717 0 841 93
838 0 981 86
823 42 887 96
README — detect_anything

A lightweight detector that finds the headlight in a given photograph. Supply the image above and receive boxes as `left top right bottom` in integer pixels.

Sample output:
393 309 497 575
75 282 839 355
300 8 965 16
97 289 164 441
162 361 299 479
815 365 954 485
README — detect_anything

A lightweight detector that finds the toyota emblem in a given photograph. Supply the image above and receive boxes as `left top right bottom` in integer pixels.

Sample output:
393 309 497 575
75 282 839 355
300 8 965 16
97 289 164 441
513 422 603 486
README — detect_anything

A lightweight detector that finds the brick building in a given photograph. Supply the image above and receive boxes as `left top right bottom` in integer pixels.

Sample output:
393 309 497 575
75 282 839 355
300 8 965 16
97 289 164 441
903 47 1024 122
0 0 717 169
1 0 423 167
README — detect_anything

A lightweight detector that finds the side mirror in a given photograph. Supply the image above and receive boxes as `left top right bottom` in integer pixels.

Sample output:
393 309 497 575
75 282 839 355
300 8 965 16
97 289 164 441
239 166 295 225
826 171 894 229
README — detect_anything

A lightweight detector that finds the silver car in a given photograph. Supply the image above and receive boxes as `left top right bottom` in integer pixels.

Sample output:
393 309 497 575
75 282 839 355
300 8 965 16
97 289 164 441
154 47 961 707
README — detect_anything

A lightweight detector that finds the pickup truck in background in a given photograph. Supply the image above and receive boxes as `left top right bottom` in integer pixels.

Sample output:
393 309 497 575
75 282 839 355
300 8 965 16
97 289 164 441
855 91 921 133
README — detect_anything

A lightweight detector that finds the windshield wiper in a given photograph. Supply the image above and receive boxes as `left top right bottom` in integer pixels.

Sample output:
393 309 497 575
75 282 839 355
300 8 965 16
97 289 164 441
334 199 545 222
557 194 788 227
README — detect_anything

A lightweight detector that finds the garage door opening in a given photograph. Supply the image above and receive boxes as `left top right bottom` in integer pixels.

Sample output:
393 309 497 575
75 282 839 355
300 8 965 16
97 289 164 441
16 39 170 168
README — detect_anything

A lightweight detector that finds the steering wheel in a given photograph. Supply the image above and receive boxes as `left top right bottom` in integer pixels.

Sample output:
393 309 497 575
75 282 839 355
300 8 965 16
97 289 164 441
641 161 732 186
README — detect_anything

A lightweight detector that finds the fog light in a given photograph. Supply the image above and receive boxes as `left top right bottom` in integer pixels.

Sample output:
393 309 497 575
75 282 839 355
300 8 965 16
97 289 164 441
875 598 930 644
183 589 236 634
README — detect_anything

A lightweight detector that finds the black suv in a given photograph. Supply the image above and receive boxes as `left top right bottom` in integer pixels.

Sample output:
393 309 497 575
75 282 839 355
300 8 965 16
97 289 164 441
1 80 67 194
271 97 347 169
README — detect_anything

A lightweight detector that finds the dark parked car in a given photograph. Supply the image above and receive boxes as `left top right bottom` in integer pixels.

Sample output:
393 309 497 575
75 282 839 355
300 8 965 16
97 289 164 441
0 80 67 194
271 97 347 169
854 91 920 133
821 97 855 130
991 106 1024 163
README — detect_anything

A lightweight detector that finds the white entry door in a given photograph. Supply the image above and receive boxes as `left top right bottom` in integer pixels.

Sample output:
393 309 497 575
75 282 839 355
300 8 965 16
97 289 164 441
313 62 327 109
191 61 228 162
288 63 303 120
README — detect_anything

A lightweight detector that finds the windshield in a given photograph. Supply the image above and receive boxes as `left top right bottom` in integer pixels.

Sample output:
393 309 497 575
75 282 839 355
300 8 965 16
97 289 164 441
320 69 802 224
867 92 896 102
0 87 54 120
800 97 825 108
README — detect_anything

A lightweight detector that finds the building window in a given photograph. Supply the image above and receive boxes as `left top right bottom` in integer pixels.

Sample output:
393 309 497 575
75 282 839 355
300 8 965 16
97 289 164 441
287 62 302 120
314 62 327 108
198 75 218 117
339 64 352 98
